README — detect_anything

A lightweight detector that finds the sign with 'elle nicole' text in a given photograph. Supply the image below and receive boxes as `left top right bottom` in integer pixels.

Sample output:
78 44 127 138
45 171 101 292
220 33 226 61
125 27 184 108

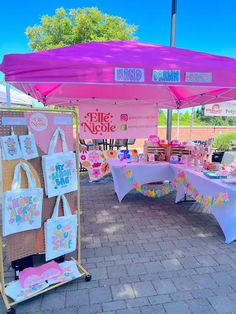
80 104 157 139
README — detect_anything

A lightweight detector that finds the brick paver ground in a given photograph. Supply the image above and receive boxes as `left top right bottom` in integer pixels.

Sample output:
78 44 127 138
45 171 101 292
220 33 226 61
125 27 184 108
2 175 236 314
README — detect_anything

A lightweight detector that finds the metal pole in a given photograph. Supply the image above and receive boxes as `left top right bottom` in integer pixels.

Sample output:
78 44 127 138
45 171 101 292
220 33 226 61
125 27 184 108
176 109 180 140
170 0 177 47
167 0 177 141
190 107 194 141
5 83 11 108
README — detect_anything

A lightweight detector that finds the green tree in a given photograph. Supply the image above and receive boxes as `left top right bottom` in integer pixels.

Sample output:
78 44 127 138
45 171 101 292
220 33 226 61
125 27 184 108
213 132 236 151
158 110 194 126
158 110 167 126
26 7 138 50
180 111 191 125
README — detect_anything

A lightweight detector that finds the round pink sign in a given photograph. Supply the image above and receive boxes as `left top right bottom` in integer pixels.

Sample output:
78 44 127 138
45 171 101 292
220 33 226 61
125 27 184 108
29 113 48 132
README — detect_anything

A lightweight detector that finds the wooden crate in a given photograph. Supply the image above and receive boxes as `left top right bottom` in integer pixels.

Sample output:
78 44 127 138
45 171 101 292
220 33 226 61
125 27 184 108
169 146 192 158
143 142 192 162
143 142 168 162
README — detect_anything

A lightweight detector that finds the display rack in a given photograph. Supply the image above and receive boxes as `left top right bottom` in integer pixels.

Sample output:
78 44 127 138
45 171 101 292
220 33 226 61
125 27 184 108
143 142 167 162
0 107 90 314
144 141 191 162
169 146 192 158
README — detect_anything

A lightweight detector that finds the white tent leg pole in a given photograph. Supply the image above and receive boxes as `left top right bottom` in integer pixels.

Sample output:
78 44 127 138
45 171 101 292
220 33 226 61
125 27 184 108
177 109 180 140
167 109 172 141
189 107 194 141
5 83 11 108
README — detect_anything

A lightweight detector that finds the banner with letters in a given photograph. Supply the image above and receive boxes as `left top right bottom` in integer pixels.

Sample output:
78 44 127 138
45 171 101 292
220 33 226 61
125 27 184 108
204 101 236 117
80 103 157 139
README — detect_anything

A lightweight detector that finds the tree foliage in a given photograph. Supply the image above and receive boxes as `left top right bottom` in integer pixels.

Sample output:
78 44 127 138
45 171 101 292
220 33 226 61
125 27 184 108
195 106 236 126
158 110 167 125
158 110 191 126
213 133 236 151
158 107 236 126
26 7 138 50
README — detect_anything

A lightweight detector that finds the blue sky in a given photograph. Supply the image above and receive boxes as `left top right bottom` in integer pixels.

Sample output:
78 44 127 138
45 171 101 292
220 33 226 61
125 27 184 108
1 0 236 66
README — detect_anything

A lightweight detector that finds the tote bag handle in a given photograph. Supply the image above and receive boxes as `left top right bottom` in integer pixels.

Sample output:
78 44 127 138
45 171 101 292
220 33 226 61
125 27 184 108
11 162 36 190
51 194 72 219
48 128 68 155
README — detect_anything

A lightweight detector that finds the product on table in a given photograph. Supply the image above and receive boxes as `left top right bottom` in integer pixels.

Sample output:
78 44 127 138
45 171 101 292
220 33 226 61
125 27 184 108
169 155 180 164
159 139 169 146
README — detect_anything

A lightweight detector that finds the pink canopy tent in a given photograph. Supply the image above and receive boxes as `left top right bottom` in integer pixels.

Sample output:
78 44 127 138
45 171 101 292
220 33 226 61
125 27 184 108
1 40 236 108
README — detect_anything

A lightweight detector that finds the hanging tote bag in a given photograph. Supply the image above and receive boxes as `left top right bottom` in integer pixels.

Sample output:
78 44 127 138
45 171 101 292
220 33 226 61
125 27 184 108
19 129 39 160
1 127 22 160
44 194 78 261
42 128 78 198
2 161 43 236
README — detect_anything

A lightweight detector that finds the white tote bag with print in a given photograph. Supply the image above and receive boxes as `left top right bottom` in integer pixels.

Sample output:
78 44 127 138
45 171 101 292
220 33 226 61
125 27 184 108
44 194 77 261
5 280 49 302
19 129 39 160
2 161 43 236
42 128 78 198
1 127 22 160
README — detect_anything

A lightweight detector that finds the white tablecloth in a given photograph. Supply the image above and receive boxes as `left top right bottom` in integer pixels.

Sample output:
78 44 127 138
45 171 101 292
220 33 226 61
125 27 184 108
108 160 174 202
222 151 236 165
171 164 236 244
109 161 236 243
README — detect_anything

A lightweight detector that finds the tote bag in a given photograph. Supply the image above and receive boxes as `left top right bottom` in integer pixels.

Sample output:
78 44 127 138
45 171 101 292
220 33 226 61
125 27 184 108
47 260 82 284
19 129 39 160
2 161 43 236
42 128 78 198
1 127 22 160
5 280 49 302
44 194 77 261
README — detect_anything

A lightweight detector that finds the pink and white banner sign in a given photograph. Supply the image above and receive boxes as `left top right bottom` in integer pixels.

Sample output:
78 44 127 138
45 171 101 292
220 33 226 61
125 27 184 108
80 104 157 139
204 101 236 117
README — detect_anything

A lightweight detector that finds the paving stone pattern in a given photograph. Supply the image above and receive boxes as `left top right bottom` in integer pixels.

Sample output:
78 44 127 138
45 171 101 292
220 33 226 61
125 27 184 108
2 176 236 313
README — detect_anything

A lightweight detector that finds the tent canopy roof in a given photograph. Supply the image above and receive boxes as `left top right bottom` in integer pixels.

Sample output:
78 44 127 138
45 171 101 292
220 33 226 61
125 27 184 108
1 40 236 108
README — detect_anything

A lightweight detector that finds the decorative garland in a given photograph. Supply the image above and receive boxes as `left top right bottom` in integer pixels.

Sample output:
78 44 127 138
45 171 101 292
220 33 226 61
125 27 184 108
123 166 175 198
123 166 230 206
173 171 230 207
